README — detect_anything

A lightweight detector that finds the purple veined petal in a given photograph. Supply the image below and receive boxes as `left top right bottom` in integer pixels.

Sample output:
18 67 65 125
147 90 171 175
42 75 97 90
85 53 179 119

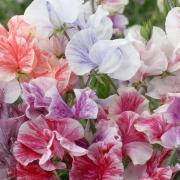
46 87 73 120
87 5 113 40
65 29 98 75
0 79 21 104
73 89 98 120
89 40 123 74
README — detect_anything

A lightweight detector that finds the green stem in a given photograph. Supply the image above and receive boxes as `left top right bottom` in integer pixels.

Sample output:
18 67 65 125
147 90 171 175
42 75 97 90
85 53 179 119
79 76 85 88
104 74 118 94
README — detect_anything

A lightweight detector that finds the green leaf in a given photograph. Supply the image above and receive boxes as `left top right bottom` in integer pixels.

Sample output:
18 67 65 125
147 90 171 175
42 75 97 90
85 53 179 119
167 149 180 166
146 96 162 113
89 74 110 99
80 119 87 127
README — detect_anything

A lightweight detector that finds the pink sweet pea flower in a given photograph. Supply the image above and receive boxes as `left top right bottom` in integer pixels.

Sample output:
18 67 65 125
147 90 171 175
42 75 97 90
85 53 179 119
135 114 170 144
161 126 180 149
126 25 168 82
70 142 124 180
124 150 173 180
108 87 149 118
146 70 180 100
13 117 87 171
116 111 153 165
0 15 56 81
55 58 78 95
0 16 36 81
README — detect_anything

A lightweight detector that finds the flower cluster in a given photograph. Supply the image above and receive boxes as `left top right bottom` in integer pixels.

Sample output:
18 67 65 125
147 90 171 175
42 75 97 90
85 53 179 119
0 0 179 179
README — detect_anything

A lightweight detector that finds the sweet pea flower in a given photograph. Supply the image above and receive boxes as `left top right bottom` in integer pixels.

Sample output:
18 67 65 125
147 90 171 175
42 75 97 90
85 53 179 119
55 58 78 95
21 77 73 120
124 150 173 180
0 79 21 104
86 5 113 40
0 16 36 81
0 16 54 81
0 116 25 179
73 88 98 120
110 14 129 34
146 70 180 100
155 93 180 124
115 111 153 165
24 0 83 39
135 114 170 144
126 25 168 82
16 163 56 180
13 117 87 171
161 126 180 149
166 7 180 48
108 87 149 118
74 4 113 40
65 29 141 80
70 141 124 180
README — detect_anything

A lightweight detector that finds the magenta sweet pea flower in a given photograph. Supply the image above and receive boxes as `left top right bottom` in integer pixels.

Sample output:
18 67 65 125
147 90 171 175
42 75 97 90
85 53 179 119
16 163 56 180
116 111 153 165
70 142 124 180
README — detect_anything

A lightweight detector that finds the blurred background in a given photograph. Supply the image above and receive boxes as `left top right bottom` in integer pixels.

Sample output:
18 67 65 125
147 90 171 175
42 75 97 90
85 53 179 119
0 0 174 28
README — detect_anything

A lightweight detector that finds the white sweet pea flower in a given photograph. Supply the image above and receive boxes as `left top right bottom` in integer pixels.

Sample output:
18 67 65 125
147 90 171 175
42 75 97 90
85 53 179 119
87 5 113 39
166 7 180 48
65 29 141 80
126 25 168 82
76 4 113 40
24 0 83 39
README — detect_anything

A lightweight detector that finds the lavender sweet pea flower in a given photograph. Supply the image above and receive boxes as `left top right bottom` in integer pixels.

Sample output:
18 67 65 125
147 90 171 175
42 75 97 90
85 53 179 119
110 14 128 34
156 94 180 124
22 77 73 120
73 88 98 120
65 29 141 80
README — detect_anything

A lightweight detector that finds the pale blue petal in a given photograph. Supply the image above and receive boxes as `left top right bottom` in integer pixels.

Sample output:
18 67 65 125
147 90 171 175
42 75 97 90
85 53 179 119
65 29 98 75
